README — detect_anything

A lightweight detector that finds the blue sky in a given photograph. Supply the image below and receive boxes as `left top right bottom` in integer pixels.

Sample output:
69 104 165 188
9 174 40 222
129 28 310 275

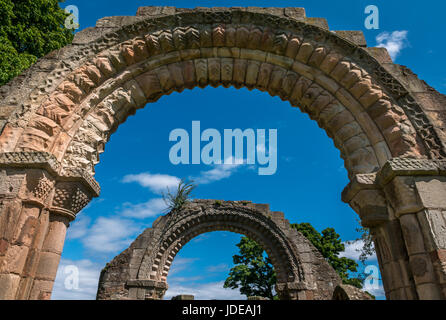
51 0 446 300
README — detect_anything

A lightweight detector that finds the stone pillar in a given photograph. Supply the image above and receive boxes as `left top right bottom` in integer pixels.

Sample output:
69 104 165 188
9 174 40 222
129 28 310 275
25 212 70 300
0 152 99 300
126 279 168 300
343 158 446 300
382 172 446 299
342 172 414 299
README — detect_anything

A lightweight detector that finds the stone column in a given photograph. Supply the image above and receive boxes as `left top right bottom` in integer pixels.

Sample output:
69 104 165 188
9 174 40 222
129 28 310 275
380 160 446 299
343 158 446 300
0 152 99 300
343 172 414 299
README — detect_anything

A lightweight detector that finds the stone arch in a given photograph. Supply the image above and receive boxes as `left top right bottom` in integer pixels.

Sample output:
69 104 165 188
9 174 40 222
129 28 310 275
332 284 373 300
0 7 446 300
96 200 341 300
3 7 445 175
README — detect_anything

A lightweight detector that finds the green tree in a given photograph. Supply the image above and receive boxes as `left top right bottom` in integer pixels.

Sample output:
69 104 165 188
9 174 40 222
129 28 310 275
0 0 73 86
350 218 375 266
224 237 277 299
225 223 363 299
291 223 362 288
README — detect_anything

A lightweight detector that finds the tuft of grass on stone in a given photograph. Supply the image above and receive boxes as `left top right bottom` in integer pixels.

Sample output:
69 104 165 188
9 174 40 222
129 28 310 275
163 179 196 212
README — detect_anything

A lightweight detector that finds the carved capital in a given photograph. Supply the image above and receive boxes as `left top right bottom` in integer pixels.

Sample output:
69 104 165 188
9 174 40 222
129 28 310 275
0 152 100 220
49 181 93 220
382 176 423 216
20 169 55 207
342 173 389 227
376 158 446 216
344 158 446 218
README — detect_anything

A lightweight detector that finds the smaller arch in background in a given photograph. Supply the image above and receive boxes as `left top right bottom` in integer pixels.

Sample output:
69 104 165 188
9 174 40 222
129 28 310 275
96 200 342 300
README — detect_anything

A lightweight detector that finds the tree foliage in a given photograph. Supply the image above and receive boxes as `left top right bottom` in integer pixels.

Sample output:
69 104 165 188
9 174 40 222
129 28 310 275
291 223 362 288
0 0 73 86
225 222 364 299
350 218 375 265
223 237 277 299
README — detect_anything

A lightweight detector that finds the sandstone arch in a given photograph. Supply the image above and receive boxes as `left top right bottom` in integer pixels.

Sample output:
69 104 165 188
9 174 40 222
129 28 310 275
0 6 446 300
96 200 341 300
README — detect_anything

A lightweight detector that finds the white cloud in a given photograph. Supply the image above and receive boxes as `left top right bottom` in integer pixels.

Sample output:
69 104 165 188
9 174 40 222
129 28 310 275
52 259 102 300
168 276 204 283
122 172 181 194
338 240 377 261
376 30 409 60
82 217 140 253
192 234 210 243
66 215 90 240
122 156 252 192
206 263 229 273
192 156 247 184
165 257 243 300
120 198 167 219
168 257 200 276
164 281 245 300
363 282 385 298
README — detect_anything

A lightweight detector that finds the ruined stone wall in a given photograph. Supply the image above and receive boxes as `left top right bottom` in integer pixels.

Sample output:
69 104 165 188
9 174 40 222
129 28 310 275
97 200 341 300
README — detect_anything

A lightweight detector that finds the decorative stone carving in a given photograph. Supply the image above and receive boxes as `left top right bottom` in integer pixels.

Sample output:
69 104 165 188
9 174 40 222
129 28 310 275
0 152 99 300
50 182 92 220
2 7 446 178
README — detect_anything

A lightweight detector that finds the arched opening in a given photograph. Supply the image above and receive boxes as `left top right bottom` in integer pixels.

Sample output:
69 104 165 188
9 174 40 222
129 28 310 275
96 199 341 300
164 231 247 300
52 85 359 300
1 7 446 301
